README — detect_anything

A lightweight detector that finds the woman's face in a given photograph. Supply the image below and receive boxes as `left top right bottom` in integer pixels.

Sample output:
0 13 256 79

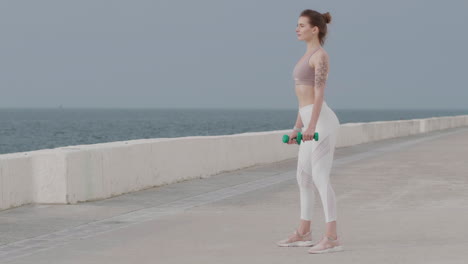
296 16 317 41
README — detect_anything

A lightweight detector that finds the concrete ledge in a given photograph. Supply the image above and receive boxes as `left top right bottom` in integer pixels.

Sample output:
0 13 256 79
1 115 468 211
0 154 33 209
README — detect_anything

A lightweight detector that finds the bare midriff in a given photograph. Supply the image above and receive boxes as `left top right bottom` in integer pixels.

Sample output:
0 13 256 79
295 84 315 108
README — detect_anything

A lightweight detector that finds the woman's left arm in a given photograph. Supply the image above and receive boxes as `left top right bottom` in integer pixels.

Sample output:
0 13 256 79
308 52 329 131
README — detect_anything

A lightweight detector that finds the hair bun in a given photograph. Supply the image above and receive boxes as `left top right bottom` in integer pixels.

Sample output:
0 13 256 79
322 12 332 24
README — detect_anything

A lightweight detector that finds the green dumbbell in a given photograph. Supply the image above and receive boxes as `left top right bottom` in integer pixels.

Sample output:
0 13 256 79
282 132 319 145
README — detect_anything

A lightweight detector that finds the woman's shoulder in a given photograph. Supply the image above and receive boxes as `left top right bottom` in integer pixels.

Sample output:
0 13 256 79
315 47 329 60
308 47 329 67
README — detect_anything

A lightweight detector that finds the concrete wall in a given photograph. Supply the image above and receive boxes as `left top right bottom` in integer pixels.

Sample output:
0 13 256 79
1 115 468 211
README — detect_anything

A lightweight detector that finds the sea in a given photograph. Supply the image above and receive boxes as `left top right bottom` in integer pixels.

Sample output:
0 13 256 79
1 108 467 155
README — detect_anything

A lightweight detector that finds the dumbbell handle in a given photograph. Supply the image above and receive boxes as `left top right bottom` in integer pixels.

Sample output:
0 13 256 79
282 132 319 145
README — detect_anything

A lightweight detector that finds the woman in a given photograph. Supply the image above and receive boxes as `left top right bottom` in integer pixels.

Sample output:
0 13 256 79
276 9 343 254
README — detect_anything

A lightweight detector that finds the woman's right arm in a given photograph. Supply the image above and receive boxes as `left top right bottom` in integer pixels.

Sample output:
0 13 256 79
294 110 304 129
288 111 303 144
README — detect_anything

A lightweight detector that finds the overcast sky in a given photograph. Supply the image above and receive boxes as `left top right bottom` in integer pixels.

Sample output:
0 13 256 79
1 0 467 109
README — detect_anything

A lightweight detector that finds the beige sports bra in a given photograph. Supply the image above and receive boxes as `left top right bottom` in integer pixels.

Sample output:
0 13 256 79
292 47 321 86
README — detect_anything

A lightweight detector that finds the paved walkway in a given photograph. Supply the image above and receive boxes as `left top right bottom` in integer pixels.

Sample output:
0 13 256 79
1 126 468 264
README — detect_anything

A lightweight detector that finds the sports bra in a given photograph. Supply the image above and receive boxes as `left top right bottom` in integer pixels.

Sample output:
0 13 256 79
292 47 321 86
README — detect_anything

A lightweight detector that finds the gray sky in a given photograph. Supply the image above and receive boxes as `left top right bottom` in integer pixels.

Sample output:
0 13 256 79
1 0 467 109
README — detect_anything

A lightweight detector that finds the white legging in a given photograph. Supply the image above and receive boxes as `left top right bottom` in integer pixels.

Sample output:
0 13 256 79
296 101 340 223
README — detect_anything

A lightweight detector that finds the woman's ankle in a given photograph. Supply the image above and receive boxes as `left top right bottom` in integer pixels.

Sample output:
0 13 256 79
297 227 310 235
298 220 311 235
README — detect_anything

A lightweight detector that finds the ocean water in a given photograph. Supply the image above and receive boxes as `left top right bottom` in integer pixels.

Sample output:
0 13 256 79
1 108 467 155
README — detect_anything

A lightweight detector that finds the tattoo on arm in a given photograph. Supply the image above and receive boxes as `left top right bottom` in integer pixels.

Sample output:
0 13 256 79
315 54 329 89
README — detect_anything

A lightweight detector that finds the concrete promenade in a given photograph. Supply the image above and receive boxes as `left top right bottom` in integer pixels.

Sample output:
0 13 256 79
1 126 467 263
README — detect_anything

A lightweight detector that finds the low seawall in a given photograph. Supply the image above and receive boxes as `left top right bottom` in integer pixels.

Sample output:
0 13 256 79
1 115 468 211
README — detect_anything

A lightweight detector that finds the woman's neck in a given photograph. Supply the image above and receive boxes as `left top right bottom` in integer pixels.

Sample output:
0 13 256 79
305 39 321 53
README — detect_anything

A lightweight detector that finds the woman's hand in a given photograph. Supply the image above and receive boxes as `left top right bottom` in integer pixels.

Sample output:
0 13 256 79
302 127 316 142
287 130 299 144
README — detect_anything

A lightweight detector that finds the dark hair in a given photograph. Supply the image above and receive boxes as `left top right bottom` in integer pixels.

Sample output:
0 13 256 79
300 9 332 46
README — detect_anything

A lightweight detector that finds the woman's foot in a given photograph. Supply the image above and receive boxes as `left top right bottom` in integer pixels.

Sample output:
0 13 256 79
307 235 343 253
276 230 314 247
